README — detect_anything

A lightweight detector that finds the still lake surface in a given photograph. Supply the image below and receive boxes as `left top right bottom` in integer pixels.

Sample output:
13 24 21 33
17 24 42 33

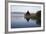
11 13 41 28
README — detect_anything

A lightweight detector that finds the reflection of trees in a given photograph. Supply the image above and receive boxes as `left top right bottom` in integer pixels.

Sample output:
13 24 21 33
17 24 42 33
25 17 30 22
36 19 41 26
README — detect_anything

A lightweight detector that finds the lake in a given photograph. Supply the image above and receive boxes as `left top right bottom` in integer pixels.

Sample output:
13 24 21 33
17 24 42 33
11 13 41 28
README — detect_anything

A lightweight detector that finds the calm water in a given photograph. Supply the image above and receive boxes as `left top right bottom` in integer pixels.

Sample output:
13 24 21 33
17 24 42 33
11 14 41 28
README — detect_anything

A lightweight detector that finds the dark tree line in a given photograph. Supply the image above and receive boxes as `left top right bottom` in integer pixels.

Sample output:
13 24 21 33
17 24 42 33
36 10 41 17
36 10 41 26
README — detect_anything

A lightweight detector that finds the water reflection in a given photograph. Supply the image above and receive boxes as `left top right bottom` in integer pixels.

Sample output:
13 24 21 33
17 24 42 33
11 10 41 28
36 19 41 26
25 16 41 26
24 10 41 26
25 17 30 22
11 16 41 28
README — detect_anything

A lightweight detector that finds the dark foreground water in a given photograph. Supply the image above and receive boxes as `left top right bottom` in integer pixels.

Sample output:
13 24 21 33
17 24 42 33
11 14 41 28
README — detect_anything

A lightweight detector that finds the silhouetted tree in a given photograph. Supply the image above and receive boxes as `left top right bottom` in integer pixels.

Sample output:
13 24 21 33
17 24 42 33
26 10 30 15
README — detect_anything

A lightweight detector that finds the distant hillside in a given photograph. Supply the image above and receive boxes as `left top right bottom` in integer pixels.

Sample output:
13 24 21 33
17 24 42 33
11 12 25 14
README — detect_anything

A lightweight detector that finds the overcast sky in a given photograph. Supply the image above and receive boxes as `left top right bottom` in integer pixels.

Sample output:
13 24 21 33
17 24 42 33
11 5 41 13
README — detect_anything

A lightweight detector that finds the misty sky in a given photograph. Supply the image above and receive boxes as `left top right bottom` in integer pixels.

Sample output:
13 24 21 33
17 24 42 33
11 5 41 13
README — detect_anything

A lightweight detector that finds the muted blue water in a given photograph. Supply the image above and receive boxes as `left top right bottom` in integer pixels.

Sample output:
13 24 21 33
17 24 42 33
11 14 41 28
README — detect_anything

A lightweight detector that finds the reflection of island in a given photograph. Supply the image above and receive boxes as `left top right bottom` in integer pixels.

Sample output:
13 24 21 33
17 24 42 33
24 10 41 26
36 19 41 26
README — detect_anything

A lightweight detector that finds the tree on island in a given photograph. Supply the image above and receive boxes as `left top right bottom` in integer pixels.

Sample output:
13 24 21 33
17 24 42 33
24 10 31 22
25 10 30 15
